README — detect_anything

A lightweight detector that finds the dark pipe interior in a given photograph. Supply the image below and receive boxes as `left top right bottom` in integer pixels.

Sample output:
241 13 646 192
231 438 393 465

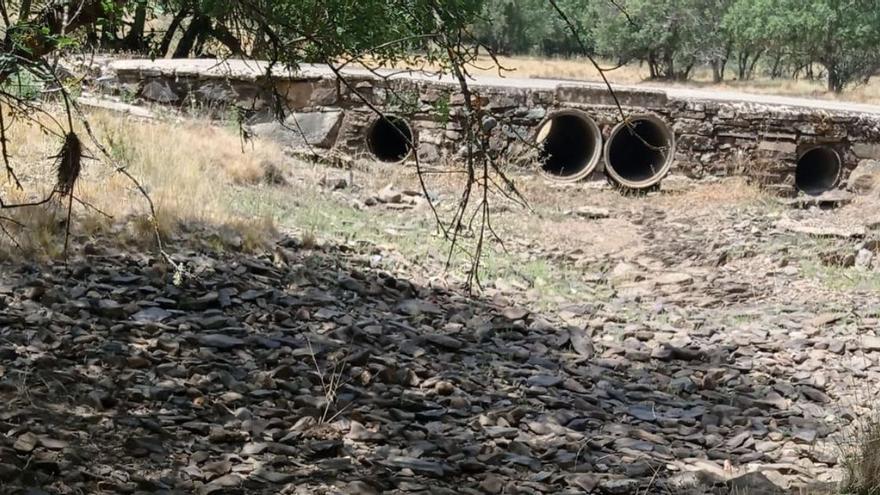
607 119 669 183
538 114 598 178
796 147 841 195
368 116 413 162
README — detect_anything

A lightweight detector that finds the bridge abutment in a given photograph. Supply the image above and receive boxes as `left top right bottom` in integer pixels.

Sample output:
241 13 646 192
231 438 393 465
110 59 880 195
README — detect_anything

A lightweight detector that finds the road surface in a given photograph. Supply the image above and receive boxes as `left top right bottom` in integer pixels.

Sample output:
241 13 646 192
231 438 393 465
110 58 880 116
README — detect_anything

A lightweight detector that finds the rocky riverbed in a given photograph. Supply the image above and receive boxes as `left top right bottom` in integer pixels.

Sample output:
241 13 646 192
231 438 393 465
3 171 880 494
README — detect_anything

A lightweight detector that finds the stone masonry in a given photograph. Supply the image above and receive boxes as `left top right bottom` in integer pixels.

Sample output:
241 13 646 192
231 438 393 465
108 59 880 194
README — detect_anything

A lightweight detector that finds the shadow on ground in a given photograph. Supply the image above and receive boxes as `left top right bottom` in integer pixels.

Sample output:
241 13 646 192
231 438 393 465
0 232 832 494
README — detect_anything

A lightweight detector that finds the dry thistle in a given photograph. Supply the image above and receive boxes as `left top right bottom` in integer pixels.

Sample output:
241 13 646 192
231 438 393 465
55 132 83 196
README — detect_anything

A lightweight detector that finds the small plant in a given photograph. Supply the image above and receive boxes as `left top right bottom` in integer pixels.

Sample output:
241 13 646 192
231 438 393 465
223 105 246 134
385 88 420 115
842 416 880 495
118 85 138 103
1 70 43 100
307 338 351 424
433 93 451 126
301 228 318 249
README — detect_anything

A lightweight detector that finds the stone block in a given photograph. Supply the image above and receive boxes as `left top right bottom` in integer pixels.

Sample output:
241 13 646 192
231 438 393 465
847 159 880 193
193 82 238 104
276 79 337 109
852 142 880 160
418 143 441 162
758 141 797 154
673 119 713 136
677 134 715 152
555 84 667 108
140 79 179 103
250 111 344 149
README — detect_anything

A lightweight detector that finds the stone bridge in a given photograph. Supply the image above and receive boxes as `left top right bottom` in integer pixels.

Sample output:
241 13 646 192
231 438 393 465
108 59 880 195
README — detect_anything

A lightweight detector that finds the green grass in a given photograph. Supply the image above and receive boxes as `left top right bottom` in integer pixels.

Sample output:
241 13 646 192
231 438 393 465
728 313 760 326
230 183 610 308
801 260 880 292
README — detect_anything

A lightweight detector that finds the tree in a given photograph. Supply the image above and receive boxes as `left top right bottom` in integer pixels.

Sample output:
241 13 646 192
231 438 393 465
591 0 730 81
723 0 880 91
474 0 595 56
722 0 776 80
0 0 528 289
790 0 880 93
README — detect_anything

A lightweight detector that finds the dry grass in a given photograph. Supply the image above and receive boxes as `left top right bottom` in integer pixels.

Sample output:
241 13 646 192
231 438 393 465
842 417 880 495
404 54 880 105
0 110 284 258
650 177 768 213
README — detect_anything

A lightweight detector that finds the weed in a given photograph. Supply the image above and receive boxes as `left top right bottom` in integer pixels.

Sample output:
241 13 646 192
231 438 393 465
433 93 451 126
842 416 880 495
801 260 880 292
1 70 43 100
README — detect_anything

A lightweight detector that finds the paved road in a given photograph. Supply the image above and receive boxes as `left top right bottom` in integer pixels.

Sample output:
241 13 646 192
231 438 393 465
111 58 880 116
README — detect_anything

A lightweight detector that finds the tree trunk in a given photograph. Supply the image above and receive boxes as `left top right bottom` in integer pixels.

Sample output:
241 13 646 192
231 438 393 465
19 0 32 21
173 15 210 58
746 50 763 80
770 54 783 78
720 42 731 81
737 51 748 80
123 0 148 51
679 63 693 81
666 55 674 80
713 45 731 83
712 57 726 83
828 67 843 93
252 26 269 58
2 0 117 83
159 8 189 57
211 23 243 55
193 28 209 57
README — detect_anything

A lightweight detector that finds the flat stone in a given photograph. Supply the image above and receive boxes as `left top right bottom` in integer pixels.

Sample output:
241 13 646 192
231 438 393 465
572 206 610 219
131 306 172 323
527 374 562 387
197 334 245 349
424 334 462 350
654 272 694 285
777 218 864 238
397 299 442 316
13 432 38 453
726 472 785 495
199 473 242 494
861 335 880 351
250 111 344 149
381 456 447 477
140 79 179 103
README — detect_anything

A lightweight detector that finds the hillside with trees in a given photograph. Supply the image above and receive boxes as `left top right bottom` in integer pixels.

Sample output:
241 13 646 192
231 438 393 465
6 0 879 96
474 0 880 92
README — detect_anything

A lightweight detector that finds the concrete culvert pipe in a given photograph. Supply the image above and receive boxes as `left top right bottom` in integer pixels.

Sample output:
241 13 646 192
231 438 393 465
367 115 414 163
604 114 676 190
535 110 603 182
795 146 841 196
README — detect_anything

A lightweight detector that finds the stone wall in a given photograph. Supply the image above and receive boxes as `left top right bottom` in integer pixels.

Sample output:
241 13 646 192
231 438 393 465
110 60 880 194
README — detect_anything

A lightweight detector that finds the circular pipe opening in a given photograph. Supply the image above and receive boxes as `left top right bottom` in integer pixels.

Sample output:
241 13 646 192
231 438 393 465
534 110 602 182
367 115 414 163
604 114 676 190
795 146 841 196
